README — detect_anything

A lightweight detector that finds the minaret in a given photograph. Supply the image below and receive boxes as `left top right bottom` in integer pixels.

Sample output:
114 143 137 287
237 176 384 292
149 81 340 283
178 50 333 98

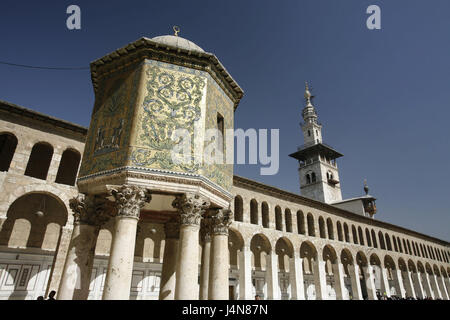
289 83 343 203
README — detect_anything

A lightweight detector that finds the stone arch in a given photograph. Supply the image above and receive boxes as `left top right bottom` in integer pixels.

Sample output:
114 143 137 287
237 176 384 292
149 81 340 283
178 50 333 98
397 237 403 253
406 240 412 257
250 199 258 225
403 239 409 255
229 228 245 267
275 237 294 271
357 226 364 246
261 201 269 228
343 223 350 243
307 213 315 237
275 206 282 231
0 192 68 250
337 221 343 241
250 233 272 270
440 266 447 278
135 223 163 262
385 233 392 251
412 241 418 257
425 262 433 275
234 195 243 222
319 216 326 239
54 148 81 186
392 235 398 252
0 132 18 172
432 264 440 277
3 184 72 223
398 258 407 272
296 210 305 235
384 255 397 270
408 259 417 273
365 228 372 247
356 251 368 267
371 229 378 248
351 225 358 244
326 218 334 240
340 248 354 269
417 261 425 273
24 142 54 180
378 231 386 250
285 209 292 233
322 244 338 275
383 255 397 285
300 241 317 275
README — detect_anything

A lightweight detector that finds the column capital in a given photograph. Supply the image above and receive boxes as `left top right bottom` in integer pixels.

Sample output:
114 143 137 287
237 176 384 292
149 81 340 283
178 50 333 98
110 185 152 219
164 217 180 239
208 208 233 236
172 193 210 226
69 193 114 227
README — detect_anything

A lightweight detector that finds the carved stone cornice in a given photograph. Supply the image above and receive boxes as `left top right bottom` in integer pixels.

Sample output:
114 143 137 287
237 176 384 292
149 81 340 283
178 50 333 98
164 217 180 240
110 185 152 219
69 194 114 227
208 208 233 236
172 193 210 227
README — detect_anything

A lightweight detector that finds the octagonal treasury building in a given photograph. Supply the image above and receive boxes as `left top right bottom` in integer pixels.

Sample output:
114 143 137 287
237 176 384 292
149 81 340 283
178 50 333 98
0 33 449 300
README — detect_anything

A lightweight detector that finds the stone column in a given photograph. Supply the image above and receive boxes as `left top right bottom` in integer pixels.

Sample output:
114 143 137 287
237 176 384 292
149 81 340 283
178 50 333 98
159 218 180 300
312 259 328 300
199 219 212 300
208 208 233 300
238 246 253 300
362 265 377 300
380 267 391 298
438 276 449 300
392 269 406 298
289 253 305 300
266 252 280 300
432 275 443 299
58 194 112 300
422 272 434 299
348 264 363 300
401 270 416 299
102 185 151 300
332 263 347 300
173 193 210 300
412 271 425 299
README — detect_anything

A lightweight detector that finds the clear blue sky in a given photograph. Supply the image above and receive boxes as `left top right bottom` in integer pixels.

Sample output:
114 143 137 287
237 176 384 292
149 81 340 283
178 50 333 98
0 0 449 241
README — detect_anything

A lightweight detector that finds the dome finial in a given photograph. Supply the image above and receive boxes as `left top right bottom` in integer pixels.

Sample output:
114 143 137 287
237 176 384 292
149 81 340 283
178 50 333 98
304 81 314 105
364 179 369 195
173 25 180 37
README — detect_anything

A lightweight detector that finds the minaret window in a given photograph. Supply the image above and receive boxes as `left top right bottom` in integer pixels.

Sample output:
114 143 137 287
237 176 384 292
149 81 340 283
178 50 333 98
308 130 311 137
306 174 311 184
311 172 316 183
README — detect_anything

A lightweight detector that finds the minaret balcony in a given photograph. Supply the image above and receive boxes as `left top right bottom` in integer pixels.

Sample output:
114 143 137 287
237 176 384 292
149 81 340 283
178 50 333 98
327 177 340 185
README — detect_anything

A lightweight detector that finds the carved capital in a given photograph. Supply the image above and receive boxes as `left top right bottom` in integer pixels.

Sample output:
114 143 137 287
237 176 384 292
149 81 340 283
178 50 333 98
172 193 210 226
209 208 233 236
164 217 180 239
110 185 152 219
69 194 114 227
